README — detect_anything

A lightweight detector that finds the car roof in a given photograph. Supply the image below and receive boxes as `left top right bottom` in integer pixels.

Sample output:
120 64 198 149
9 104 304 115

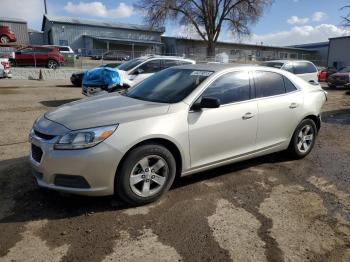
172 63 249 72
264 60 315 64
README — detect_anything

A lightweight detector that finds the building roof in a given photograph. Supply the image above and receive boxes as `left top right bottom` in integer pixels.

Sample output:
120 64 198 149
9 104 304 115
42 15 165 33
290 41 329 49
162 36 314 52
0 17 27 24
329 35 350 40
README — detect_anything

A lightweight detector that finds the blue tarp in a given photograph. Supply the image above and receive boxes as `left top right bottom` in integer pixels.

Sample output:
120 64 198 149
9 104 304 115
82 67 121 88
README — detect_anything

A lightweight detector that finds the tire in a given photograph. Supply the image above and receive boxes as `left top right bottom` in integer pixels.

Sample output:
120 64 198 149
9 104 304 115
0 35 10 44
288 119 317 159
115 144 176 205
47 60 58 69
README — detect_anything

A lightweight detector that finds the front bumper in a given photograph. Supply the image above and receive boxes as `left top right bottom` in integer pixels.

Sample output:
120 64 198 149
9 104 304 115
29 131 123 196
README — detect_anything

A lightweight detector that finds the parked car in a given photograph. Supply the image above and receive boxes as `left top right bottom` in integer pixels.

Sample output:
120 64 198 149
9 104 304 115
0 26 16 44
44 45 75 65
318 67 337 82
91 51 130 61
0 58 10 78
70 63 120 87
29 64 327 205
261 60 318 83
327 66 350 88
82 55 195 96
13 46 64 69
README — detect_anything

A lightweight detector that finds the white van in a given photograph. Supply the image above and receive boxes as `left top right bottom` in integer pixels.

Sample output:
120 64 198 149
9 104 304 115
261 60 318 83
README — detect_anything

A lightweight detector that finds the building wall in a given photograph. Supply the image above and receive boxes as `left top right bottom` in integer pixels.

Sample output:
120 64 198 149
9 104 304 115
0 21 28 44
162 37 316 63
328 37 350 68
44 22 162 51
28 32 44 45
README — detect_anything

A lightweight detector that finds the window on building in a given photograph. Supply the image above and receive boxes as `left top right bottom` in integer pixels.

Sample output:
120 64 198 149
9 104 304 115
201 71 251 105
255 71 286 98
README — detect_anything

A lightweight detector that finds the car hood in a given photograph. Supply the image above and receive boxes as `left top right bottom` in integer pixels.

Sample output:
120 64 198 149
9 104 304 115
44 94 170 130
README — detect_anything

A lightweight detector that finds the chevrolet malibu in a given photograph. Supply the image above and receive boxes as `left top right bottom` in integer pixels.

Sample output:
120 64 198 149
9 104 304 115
29 64 327 205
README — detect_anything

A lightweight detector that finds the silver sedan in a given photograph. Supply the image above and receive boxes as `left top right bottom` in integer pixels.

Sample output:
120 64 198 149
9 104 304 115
29 64 327 205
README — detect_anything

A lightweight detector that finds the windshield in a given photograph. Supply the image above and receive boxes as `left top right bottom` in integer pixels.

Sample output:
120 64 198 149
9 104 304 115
117 58 146 71
338 67 350 73
124 68 213 103
261 62 284 69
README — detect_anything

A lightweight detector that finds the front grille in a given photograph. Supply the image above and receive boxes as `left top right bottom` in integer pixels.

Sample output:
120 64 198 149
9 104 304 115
31 144 43 163
34 130 56 140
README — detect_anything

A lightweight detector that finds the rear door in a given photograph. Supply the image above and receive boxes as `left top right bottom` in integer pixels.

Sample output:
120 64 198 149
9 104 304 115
188 70 258 168
15 47 34 66
253 70 303 149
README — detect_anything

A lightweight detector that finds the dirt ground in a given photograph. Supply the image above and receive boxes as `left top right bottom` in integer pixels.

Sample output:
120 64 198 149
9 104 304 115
0 81 350 262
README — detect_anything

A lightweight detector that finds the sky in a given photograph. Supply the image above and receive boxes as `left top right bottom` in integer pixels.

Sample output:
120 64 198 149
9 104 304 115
0 0 349 46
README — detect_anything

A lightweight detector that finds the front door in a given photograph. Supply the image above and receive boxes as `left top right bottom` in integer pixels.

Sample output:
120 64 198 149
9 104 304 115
188 71 258 168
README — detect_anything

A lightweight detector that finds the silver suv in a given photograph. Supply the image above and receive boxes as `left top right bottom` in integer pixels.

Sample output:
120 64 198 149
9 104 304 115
29 64 327 205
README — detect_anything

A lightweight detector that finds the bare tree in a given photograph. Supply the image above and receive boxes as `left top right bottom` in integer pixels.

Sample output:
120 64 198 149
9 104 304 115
135 0 272 57
341 5 350 26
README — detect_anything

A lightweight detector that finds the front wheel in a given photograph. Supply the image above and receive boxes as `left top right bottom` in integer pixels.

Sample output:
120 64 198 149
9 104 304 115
288 119 317 159
115 144 176 205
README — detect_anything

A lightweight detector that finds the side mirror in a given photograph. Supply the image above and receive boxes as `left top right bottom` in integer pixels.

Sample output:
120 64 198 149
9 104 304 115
15 51 21 55
191 96 221 111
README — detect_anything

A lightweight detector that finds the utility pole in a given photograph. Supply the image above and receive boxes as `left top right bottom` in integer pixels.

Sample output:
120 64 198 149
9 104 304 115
44 0 48 14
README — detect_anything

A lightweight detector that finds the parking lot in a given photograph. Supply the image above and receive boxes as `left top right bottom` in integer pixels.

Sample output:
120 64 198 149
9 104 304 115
0 80 350 261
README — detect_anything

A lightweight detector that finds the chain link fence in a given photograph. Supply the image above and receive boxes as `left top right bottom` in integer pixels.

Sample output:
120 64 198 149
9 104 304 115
0 47 327 72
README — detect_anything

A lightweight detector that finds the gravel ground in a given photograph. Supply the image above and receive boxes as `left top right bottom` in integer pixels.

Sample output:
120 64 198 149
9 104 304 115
0 81 350 262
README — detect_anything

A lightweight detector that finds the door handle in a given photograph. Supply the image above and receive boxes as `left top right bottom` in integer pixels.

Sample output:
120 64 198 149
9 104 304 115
289 103 298 109
242 112 254 120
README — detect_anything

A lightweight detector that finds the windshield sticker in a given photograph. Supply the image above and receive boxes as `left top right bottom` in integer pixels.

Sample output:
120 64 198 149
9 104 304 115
190 71 213 77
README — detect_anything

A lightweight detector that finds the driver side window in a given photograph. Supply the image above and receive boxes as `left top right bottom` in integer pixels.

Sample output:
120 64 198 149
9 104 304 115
201 71 251 105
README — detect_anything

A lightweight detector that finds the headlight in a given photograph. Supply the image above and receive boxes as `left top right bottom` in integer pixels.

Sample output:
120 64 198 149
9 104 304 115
54 125 118 150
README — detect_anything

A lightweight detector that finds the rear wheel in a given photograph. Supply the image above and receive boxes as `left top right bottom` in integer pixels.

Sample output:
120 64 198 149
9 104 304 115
47 60 58 69
288 119 317 159
0 35 10 44
115 144 176 205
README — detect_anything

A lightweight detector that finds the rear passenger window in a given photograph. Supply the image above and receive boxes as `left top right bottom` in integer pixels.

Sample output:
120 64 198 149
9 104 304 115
138 60 161 74
255 71 285 98
294 62 317 74
202 71 251 104
162 60 178 69
283 76 297 92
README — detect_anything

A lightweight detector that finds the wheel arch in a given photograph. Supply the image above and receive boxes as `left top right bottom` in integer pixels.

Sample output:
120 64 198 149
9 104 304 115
114 138 183 191
302 114 321 132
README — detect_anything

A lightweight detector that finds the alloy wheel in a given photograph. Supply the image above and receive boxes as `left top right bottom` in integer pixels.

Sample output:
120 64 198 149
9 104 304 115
129 155 168 198
297 125 314 153
48 60 57 69
0 36 10 44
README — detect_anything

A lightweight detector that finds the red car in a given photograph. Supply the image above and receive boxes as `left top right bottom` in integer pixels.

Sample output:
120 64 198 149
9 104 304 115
327 66 350 89
0 26 16 44
318 67 337 82
14 46 64 69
